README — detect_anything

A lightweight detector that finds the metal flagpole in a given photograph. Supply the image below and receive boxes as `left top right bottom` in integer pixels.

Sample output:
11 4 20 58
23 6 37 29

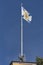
19 3 24 62
21 3 23 57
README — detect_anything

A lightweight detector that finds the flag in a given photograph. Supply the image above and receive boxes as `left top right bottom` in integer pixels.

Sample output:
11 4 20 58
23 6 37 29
21 6 32 23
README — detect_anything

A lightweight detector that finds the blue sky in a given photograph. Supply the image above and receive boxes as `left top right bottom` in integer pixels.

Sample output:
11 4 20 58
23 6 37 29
0 0 43 65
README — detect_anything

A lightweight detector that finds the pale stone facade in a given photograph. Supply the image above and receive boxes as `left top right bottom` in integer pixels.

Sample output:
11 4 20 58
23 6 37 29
10 61 36 65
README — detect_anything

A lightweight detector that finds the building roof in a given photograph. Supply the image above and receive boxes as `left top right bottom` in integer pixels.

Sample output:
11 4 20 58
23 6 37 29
10 61 36 65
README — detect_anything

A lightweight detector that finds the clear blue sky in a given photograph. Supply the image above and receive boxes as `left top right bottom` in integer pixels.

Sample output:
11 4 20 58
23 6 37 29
0 0 43 65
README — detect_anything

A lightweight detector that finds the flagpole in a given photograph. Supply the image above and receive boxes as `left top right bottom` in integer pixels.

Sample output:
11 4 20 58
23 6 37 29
19 3 24 62
21 3 23 57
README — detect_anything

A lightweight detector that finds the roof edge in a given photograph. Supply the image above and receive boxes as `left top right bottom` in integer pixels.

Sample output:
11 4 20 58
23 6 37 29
10 61 36 65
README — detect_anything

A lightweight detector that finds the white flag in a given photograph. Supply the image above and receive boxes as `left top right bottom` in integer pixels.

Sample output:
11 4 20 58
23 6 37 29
21 6 32 23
